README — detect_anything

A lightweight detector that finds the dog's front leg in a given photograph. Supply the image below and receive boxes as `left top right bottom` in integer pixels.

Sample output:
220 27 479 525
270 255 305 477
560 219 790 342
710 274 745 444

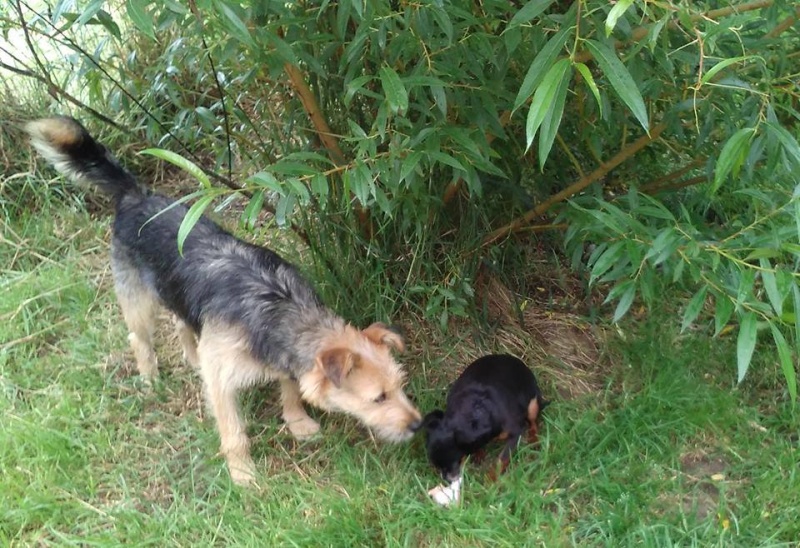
197 335 257 486
489 435 521 481
280 378 320 439
203 372 256 485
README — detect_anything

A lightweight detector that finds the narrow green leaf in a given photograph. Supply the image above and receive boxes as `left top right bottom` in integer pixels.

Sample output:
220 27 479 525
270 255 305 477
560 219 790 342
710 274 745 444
525 58 571 151
603 278 633 304
538 63 573 169
509 0 556 27
125 0 155 40
796 200 800 243
769 323 797 403
177 194 217 255
428 151 466 172
285 178 311 203
430 5 453 42
585 39 649 132
574 62 603 117
400 151 423 182
214 1 255 48
52 0 74 25
759 258 783 316
264 32 298 65
605 0 634 37
266 161 317 176
77 0 103 25
590 240 625 284
247 172 283 193
736 311 758 383
379 66 408 115
711 127 755 194
140 148 210 188
96 10 121 39
242 190 265 230
345 75 374 104
283 151 334 165
513 25 572 111
350 0 364 18
348 163 371 206
644 228 679 264
636 205 675 221
744 247 781 261
793 285 800 352
374 186 393 217
681 286 708 333
714 294 734 337
701 55 759 85
613 281 636 323
736 268 756 308
775 269 794 310
310 174 329 207
275 193 297 227
765 122 800 168
648 16 668 50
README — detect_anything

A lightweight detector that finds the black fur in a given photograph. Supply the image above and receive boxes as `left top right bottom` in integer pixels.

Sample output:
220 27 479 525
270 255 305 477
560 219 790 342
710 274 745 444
423 354 546 481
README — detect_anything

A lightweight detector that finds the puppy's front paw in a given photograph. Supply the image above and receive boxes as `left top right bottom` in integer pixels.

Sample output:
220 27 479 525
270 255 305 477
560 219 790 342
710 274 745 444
429 477 462 507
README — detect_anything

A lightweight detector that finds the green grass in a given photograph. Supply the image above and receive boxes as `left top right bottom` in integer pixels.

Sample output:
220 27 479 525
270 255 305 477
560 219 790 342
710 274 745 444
2 175 799 547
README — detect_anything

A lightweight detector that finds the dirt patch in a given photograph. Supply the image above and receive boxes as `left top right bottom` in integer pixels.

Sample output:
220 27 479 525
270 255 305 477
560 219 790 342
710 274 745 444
677 451 730 521
476 273 607 399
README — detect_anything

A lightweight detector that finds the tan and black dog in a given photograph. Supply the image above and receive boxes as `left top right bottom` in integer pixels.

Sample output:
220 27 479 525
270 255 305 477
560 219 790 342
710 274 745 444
26 116 422 485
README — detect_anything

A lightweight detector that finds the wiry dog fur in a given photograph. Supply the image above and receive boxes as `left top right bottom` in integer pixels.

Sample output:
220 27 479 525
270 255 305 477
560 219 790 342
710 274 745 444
423 354 546 482
26 116 422 485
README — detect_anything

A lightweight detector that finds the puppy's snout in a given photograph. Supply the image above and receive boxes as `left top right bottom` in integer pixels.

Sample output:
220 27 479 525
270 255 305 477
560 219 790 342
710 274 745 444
409 418 423 433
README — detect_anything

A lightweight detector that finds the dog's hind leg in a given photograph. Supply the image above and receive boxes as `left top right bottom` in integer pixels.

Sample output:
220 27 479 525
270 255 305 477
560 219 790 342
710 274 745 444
174 317 199 369
526 398 541 444
112 253 159 379
279 378 320 440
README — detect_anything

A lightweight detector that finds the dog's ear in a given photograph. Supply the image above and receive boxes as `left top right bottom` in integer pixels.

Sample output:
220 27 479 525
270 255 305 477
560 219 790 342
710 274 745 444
316 347 356 387
362 322 405 353
422 409 445 430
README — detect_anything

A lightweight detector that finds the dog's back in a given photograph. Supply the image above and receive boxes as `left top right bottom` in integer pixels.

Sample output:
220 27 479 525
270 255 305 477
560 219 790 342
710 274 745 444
25 117 330 374
445 354 542 450
447 354 542 414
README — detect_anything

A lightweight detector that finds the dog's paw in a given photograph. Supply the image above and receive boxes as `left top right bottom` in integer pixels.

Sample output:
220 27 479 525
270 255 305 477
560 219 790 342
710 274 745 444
228 458 257 486
287 416 321 440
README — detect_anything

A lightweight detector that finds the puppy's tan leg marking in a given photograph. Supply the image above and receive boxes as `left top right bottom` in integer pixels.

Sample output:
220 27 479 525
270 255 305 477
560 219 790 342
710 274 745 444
117 289 159 379
280 378 320 439
174 317 199 369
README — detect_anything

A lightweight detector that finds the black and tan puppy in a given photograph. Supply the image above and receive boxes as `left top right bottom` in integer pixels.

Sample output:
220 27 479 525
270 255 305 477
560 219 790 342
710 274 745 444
423 354 546 482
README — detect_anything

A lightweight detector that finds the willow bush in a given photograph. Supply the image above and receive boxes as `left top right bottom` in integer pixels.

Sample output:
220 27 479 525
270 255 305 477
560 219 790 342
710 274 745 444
3 0 799 391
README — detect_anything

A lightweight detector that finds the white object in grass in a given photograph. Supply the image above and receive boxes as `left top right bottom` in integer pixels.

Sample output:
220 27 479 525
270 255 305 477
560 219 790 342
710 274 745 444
428 477 462 506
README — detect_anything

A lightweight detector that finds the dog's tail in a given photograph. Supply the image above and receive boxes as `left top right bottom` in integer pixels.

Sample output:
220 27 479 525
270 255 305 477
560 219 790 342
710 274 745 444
25 116 142 203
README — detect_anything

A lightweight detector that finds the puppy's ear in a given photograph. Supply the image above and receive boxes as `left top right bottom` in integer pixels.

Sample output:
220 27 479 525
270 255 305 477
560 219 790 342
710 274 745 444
362 322 405 353
316 347 356 388
422 409 445 430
